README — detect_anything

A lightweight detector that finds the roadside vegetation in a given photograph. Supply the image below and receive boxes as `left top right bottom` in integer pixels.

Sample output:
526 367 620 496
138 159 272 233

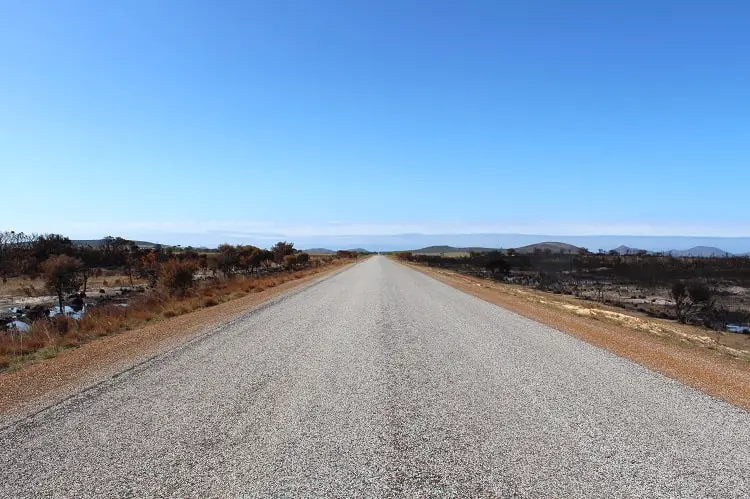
0 231 364 370
395 249 750 338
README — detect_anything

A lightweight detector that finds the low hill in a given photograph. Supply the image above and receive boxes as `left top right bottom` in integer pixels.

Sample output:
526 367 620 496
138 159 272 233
612 245 651 255
72 238 159 248
514 242 583 254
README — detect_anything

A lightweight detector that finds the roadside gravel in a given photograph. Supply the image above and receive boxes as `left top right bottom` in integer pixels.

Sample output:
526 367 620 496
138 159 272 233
0 256 748 497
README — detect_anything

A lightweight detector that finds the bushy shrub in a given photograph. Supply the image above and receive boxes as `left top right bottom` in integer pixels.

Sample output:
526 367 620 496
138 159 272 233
159 259 198 296
672 280 715 324
283 254 298 268
272 241 295 263
296 252 310 266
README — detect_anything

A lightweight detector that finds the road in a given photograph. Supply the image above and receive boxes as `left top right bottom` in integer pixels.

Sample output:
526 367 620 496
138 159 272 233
1 256 748 497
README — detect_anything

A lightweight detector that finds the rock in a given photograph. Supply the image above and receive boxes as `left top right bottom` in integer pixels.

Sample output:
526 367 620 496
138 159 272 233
9 320 30 332
68 296 85 311
49 305 75 317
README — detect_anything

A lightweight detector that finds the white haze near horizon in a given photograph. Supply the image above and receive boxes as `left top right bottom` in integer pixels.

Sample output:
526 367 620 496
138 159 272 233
64 232 750 254
10 221 750 253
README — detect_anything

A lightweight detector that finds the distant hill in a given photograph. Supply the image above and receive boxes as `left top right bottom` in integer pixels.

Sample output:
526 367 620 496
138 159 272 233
667 246 732 258
412 242 584 255
514 242 583 254
304 248 335 255
72 238 159 249
612 245 651 255
303 248 371 255
610 245 733 257
412 245 497 254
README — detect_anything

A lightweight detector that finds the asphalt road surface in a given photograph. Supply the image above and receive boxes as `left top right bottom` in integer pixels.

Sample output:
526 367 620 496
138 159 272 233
1 256 749 497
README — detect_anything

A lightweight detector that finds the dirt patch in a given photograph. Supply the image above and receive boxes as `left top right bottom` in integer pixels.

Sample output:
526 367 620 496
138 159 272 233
0 261 355 423
403 262 750 412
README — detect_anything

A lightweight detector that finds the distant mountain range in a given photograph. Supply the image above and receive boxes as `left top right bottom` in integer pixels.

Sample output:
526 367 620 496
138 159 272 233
412 242 583 254
68 235 750 256
515 242 582 254
303 248 372 254
668 246 733 257
412 245 497 254
612 245 738 257
412 242 748 258
72 238 160 248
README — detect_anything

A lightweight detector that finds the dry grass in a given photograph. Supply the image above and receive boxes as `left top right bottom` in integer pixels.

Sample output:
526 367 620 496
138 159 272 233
0 277 46 297
0 260 352 371
0 274 146 297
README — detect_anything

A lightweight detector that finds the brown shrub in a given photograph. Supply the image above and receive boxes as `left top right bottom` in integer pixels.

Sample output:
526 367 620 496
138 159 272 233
160 259 198 296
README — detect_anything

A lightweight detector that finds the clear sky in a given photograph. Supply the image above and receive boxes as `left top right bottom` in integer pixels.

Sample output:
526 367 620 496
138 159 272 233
1 1 748 248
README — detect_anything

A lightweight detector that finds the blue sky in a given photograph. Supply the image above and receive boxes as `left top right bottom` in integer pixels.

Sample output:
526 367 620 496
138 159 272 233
1 1 748 249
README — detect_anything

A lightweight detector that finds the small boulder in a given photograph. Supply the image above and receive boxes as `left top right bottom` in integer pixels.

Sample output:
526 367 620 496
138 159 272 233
69 296 85 312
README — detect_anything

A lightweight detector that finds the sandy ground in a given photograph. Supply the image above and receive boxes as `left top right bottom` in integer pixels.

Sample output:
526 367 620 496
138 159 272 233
0 261 356 424
403 261 750 412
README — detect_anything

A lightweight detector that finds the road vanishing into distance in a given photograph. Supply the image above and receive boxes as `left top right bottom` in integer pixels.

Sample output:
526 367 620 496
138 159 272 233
1 256 749 497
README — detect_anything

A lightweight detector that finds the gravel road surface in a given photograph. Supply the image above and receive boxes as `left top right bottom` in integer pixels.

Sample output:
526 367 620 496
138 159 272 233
1 256 748 497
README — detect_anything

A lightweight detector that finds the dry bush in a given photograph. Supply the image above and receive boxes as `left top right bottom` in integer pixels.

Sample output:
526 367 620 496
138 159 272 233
53 316 73 334
160 259 198 296
283 254 297 268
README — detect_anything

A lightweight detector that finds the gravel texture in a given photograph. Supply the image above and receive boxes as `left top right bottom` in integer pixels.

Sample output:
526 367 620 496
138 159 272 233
0 256 748 497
